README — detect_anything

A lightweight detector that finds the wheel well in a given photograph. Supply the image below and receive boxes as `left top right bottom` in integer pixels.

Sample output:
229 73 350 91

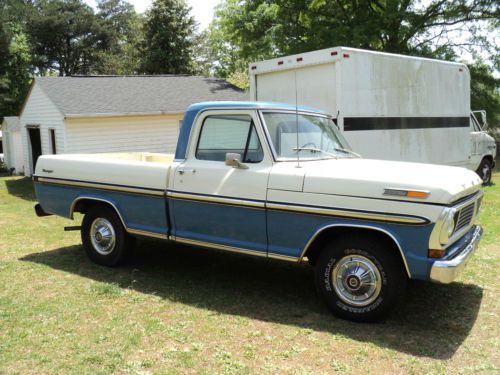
303 226 409 277
482 155 493 166
71 198 121 221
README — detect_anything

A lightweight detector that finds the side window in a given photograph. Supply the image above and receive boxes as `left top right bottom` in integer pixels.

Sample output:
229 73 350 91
196 115 264 163
470 115 481 132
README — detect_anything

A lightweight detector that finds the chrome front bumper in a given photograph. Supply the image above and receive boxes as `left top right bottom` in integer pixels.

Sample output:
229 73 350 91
430 225 483 284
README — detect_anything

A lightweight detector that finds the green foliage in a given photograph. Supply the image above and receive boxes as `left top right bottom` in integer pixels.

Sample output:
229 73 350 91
469 63 500 128
0 0 33 118
210 0 499 63
140 0 196 74
28 0 105 76
94 0 144 74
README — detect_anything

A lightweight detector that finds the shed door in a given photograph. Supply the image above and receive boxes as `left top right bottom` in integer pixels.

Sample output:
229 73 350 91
28 127 42 173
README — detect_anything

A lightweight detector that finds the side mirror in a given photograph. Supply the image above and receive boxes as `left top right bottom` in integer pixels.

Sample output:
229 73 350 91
225 153 248 169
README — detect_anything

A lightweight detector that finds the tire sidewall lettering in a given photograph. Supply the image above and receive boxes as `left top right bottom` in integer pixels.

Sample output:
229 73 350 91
322 248 387 313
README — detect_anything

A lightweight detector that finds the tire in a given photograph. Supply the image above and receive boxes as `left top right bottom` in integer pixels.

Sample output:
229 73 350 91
81 205 132 266
314 236 407 322
476 158 492 185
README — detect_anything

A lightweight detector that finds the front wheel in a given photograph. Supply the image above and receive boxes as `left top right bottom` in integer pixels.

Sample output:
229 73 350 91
81 205 132 266
476 158 492 185
314 236 407 322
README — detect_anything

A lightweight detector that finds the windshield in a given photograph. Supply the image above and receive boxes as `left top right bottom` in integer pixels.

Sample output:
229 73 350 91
261 112 357 161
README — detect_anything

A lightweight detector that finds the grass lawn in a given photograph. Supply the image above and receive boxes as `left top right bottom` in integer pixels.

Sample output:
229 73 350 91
0 172 499 374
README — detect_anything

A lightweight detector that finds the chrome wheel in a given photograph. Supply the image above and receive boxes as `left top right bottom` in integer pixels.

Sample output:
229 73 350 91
481 164 491 183
332 254 382 307
90 218 116 255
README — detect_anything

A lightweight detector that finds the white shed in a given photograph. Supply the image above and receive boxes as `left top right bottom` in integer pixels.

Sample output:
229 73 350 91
19 76 248 175
1 117 24 174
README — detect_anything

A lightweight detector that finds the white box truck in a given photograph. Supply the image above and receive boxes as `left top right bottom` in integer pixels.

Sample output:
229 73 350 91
249 47 497 183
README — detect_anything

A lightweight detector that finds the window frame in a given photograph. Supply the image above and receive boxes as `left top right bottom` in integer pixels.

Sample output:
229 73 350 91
49 128 57 154
194 113 264 164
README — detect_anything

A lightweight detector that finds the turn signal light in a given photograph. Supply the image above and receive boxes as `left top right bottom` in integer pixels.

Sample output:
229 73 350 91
407 191 429 198
428 249 445 258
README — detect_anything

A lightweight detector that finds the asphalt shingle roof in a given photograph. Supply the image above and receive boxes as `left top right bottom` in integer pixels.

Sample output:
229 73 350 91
35 76 248 116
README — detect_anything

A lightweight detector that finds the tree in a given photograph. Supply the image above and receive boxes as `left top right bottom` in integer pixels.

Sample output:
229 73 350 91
94 0 144 74
210 0 498 62
469 63 500 128
28 0 105 76
140 0 196 74
0 0 33 118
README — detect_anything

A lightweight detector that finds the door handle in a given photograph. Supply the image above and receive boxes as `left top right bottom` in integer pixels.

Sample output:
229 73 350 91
178 168 196 175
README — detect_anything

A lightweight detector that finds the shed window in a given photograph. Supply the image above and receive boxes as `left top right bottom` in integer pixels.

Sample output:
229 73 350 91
49 129 57 154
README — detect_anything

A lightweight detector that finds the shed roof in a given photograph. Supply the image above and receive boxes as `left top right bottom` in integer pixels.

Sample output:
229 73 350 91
1 116 21 132
34 76 248 117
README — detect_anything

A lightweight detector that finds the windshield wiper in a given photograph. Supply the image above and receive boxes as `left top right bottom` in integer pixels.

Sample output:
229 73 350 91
292 147 338 158
333 148 361 158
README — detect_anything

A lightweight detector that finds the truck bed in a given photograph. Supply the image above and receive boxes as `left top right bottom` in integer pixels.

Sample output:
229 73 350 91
35 152 173 192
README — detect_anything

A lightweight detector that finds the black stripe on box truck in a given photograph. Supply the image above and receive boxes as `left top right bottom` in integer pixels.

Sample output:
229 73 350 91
343 117 469 131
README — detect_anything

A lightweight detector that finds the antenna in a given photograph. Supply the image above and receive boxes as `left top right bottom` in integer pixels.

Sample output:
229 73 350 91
294 70 301 168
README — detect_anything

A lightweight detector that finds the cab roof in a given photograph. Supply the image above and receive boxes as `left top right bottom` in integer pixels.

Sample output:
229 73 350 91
175 101 329 160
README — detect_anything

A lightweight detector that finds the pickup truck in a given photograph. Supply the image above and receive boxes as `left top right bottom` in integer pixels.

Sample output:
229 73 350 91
34 101 484 322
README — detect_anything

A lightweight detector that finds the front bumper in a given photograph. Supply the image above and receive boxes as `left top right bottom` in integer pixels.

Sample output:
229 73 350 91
430 225 482 284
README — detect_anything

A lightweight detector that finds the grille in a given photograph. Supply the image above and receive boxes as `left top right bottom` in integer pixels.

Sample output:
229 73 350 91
454 202 475 233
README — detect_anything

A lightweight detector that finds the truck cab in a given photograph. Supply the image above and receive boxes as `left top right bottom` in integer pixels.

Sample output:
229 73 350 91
470 110 497 183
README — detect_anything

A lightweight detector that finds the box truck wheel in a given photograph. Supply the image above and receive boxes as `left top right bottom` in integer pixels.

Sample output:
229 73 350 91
476 158 492 184
314 236 406 322
81 205 132 266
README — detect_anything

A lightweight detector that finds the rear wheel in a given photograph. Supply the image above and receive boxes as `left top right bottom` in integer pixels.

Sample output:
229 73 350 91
314 236 406 322
81 205 132 266
476 158 492 184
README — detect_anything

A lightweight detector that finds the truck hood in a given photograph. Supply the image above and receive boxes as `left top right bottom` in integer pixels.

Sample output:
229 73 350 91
299 159 482 204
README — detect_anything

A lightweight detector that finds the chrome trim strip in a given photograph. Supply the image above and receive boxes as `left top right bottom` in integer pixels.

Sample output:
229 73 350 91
453 190 483 211
175 237 268 258
36 176 165 197
267 202 428 225
428 190 483 250
298 224 412 278
383 187 430 197
70 196 126 223
128 228 169 240
169 191 428 224
267 253 299 262
69 196 168 240
169 191 265 209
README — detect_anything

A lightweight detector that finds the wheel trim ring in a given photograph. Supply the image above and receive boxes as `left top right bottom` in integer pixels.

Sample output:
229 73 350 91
482 164 490 182
90 218 116 255
331 254 382 307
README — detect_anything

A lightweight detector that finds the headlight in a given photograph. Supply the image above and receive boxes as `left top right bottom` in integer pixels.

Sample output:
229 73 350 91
439 209 456 245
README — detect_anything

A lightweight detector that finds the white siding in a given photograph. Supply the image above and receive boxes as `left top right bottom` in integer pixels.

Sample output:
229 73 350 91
65 114 182 154
20 84 65 175
2 128 24 174
12 131 23 173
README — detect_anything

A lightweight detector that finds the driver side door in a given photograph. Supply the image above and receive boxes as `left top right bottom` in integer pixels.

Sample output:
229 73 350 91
170 109 273 254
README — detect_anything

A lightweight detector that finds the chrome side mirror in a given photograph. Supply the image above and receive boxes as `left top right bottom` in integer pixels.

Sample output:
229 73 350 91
225 153 248 169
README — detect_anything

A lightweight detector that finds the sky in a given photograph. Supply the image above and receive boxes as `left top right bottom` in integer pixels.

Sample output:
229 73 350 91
84 0 221 30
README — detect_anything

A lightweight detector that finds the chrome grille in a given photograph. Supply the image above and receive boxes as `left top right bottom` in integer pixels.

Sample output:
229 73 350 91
454 203 475 233
476 196 483 214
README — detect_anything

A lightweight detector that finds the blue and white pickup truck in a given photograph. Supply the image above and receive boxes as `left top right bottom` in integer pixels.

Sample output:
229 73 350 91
34 102 484 321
